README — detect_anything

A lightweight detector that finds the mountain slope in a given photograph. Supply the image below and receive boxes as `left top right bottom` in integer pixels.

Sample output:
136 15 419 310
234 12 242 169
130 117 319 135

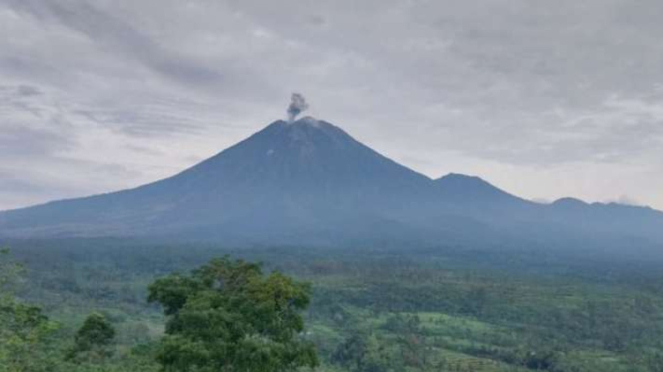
1 117 662 248
0 118 435 242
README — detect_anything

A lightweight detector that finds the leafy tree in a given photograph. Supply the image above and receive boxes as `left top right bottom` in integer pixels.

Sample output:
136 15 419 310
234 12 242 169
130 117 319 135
331 333 368 371
0 248 59 372
66 312 116 362
0 248 22 292
148 257 318 372
332 333 395 372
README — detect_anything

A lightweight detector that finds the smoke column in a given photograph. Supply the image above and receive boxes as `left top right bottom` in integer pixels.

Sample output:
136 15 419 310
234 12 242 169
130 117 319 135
287 93 309 122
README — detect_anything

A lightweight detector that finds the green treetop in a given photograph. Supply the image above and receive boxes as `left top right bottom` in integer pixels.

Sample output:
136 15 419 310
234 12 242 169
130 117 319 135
148 257 318 372
66 312 116 363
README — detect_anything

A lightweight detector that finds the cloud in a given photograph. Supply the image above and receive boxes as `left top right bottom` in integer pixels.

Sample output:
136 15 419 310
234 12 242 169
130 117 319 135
0 125 73 158
16 84 41 96
4 0 223 88
609 195 642 207
73 107 203 138
0 84 76 157
0 0 662 210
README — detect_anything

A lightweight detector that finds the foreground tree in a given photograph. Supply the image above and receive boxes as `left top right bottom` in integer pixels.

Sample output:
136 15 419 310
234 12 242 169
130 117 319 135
0 248 59 372
66 312 116 363
148 257 318 372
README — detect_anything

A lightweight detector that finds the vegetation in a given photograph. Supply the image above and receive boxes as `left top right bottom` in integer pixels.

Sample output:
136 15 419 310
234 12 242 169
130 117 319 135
2 239 663 371
1 248 317 371
66 312 116 363
0 248 58 372
148 257 317 372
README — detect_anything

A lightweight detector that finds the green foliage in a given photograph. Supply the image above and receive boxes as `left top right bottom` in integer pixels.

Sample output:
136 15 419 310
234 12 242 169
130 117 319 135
0 248 59 372
332 333 396 372
7 240 663 371
148 257 318 372
67 312 116 363
0 247 23 296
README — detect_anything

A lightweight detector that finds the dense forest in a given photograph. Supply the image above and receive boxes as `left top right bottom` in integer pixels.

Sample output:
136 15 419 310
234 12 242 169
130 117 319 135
3 239 663 371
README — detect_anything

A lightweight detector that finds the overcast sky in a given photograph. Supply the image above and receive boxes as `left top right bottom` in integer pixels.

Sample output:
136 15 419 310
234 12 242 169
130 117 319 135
1 0 662 211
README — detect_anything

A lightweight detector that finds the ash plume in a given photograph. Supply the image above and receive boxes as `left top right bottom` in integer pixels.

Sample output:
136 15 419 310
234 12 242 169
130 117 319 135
287 93 309 122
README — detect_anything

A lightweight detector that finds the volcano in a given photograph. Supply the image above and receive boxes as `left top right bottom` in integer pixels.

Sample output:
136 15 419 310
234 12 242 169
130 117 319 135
0 117 434 243
1 117 662 248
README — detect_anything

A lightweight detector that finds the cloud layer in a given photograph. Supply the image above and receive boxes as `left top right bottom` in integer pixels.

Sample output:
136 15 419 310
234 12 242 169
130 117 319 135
1 0 662 210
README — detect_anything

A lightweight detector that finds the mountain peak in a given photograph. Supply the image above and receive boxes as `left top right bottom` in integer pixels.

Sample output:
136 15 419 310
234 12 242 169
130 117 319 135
255 117 353 149
290 116 321 126
2 116 661 247
552 197 588 207
433 173 527 207
438 173 486 183
266 116 338 130
435 173 506 196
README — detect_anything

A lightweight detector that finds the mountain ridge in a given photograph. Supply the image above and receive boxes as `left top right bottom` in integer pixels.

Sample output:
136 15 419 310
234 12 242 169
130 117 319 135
1 117 662 248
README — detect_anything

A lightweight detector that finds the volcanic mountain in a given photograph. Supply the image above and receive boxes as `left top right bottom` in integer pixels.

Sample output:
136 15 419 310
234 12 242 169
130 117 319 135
1 117 662 249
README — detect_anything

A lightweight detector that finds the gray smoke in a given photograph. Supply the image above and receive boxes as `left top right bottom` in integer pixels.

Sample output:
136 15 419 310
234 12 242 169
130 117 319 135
287 93 309 122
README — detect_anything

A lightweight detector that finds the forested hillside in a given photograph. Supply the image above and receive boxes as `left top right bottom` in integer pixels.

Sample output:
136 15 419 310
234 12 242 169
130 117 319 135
3 240 663 371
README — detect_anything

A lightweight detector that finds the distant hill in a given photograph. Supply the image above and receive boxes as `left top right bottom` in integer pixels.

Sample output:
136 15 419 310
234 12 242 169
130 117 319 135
1 117 662 250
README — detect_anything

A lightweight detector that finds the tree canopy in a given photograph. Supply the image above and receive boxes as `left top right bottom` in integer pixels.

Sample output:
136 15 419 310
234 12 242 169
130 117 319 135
148 257 318 372
66 312 116 363
0 248 59 372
